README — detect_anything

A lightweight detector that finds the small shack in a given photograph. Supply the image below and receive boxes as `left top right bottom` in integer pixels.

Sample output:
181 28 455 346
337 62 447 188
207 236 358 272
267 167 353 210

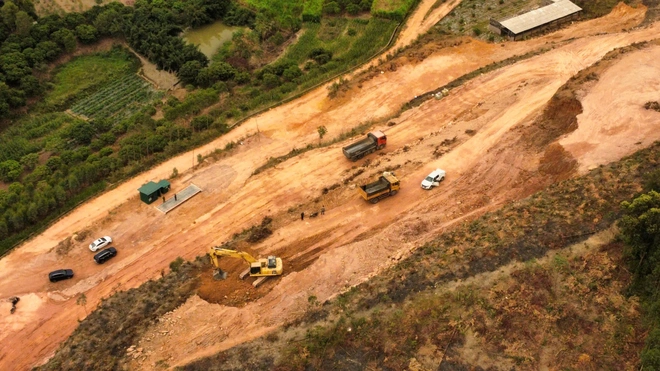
138 180 170 205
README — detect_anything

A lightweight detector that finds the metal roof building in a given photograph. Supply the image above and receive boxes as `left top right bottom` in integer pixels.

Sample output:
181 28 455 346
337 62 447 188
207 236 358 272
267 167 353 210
489 0 582 40
138 180 170 205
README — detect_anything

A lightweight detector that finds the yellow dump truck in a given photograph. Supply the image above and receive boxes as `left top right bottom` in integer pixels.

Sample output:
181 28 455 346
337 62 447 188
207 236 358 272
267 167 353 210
358 171 400 204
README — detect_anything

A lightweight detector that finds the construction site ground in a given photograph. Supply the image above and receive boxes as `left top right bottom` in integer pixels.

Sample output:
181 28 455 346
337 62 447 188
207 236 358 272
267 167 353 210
1 1 660 369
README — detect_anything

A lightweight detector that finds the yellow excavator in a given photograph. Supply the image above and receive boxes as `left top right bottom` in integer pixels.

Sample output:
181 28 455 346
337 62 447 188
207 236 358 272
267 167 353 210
208 247 283 287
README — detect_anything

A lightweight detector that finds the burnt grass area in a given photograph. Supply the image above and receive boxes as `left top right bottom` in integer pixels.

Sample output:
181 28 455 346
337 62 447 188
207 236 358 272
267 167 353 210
39 260 202 371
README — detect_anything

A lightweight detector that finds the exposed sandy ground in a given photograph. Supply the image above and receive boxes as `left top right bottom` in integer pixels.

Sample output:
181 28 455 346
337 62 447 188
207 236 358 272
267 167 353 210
0 2 657 370
561 44 660 172
393 0 463 50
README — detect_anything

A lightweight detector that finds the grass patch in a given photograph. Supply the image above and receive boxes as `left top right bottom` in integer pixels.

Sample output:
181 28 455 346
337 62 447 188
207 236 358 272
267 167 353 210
372 0 419 21
245 0 303 25
43 46 141 112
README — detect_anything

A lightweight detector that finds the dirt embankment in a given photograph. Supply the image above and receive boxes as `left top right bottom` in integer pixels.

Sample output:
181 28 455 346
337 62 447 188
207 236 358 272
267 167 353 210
1 2 658 370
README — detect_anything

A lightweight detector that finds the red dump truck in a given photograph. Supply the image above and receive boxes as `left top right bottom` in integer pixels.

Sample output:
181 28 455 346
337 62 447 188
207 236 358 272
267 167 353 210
342 131 387 161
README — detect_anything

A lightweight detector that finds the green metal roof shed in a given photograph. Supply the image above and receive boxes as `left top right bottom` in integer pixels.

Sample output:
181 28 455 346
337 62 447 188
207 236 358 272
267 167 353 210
138 180 170 204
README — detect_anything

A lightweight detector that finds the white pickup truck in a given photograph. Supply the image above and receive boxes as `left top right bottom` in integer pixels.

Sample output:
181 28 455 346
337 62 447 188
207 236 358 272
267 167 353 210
421 169 446 190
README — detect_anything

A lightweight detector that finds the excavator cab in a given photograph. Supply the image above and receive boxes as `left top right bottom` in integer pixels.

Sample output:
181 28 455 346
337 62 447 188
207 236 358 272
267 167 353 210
267 256 277 269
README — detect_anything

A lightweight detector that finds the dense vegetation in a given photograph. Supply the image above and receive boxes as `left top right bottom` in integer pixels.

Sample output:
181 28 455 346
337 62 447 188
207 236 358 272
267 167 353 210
620 169 660 369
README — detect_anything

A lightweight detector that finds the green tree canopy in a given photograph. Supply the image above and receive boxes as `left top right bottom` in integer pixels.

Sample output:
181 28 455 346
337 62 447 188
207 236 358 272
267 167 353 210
620 190 660 296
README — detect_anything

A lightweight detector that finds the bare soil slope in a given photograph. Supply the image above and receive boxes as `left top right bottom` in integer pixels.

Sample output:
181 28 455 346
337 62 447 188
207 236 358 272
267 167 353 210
0 2 658 370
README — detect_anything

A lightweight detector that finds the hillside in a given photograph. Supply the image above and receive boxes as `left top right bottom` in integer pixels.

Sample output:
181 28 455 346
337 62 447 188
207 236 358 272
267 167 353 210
1 0 659 370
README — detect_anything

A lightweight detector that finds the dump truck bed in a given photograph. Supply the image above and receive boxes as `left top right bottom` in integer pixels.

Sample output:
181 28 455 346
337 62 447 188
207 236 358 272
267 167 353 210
343 137 375 157
360 177 390 197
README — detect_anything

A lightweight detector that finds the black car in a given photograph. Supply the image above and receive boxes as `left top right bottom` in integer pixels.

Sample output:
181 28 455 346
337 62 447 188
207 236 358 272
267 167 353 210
94 247 117 264
49 269 74 282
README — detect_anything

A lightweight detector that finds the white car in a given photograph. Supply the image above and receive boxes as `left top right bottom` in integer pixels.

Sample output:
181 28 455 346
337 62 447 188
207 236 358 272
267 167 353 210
89 236 112 252
421 169 446 190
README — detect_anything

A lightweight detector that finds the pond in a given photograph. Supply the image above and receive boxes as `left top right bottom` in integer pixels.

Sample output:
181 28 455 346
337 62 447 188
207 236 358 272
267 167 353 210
181 21 242 59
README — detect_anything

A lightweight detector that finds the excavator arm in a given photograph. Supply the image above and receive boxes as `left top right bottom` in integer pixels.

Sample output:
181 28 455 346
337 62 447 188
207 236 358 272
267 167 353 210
209 247 259 280
209 247 258 264
208 247 283 286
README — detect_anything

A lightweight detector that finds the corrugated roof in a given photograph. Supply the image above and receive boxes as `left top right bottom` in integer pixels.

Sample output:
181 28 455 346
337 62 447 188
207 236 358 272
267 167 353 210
500 0 582 34
138 180 170 195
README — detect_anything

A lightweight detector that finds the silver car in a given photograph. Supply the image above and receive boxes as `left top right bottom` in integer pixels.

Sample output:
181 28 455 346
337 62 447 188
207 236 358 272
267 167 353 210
89 236 112 252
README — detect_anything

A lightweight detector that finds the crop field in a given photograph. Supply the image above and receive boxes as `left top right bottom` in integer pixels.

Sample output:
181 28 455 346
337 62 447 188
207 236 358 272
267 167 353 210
45 47 141 111
246 0 301 24
284 18 398 69
70 74 159 121
372 0 417 20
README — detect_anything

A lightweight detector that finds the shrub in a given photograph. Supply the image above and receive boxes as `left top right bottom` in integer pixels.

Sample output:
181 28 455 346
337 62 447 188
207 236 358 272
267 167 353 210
169 257 185 272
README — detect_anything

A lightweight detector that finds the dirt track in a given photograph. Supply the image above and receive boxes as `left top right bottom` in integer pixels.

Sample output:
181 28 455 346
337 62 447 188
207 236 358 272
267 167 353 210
1 2 659 369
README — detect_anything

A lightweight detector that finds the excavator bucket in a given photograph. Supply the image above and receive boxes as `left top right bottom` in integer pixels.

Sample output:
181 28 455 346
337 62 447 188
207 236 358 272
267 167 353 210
213 269 228 280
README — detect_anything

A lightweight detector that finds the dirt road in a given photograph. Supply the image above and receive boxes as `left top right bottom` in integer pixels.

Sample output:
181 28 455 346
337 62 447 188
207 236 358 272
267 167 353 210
0 3 657 370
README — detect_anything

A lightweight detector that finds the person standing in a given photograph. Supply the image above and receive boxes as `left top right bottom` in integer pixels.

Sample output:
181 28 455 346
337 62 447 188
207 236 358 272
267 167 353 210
321 206 325 215
174 194 177 201
301 212 305 221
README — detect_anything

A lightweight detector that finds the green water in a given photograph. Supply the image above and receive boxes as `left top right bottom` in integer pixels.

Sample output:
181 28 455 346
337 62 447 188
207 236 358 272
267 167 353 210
182 21 241 59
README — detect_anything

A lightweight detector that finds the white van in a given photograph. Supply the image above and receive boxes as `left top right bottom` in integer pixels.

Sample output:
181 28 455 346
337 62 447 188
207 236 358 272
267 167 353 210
421 169 446 190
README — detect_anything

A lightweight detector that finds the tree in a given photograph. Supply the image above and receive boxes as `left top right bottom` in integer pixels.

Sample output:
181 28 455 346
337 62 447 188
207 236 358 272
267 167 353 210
14 10 33 37
0 219 8 240
1 1 19 31
51 29 77 53
0 160 23 182
67 121 95 145
26 201 38 223
191 116 213 131
75 24 98 44
0 52 30 83
67 173 80 191
178 60 202 85
309 48 333 65
207 62 236 81
36 41 61 61
20 153 39 170
262 73 280 89
19 74 41 96
619 190 660 296
322 1 340 14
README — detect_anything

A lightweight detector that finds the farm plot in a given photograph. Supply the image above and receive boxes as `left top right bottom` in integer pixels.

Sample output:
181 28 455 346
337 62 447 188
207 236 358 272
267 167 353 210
70 74 160 121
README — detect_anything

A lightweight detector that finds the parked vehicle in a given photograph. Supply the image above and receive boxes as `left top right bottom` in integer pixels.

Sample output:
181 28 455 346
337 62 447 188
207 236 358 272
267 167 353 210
342 131 387 161
89 236 112 252
94 247 117 264
421 169 446 190
49 269 74 282
358 171 400 204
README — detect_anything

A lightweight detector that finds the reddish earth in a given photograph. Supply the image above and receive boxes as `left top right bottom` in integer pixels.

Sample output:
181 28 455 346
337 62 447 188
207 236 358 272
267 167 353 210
1 2 659 370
